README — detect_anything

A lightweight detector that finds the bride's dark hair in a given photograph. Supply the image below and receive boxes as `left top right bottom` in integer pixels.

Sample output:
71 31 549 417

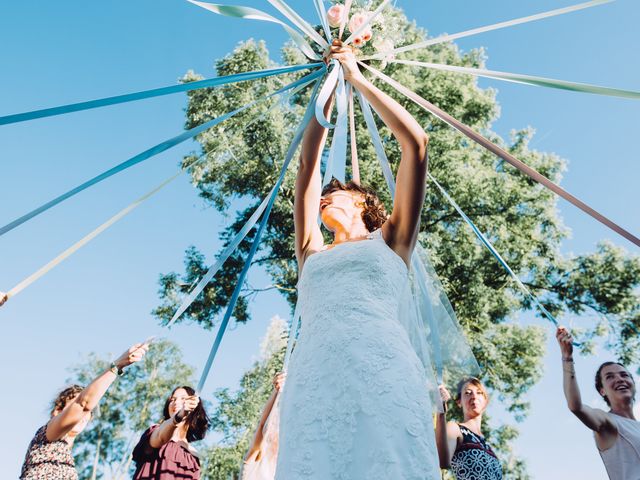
322 178 388 232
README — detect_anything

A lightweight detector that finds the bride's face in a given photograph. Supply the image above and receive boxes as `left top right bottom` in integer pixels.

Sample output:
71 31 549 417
320 189 364 232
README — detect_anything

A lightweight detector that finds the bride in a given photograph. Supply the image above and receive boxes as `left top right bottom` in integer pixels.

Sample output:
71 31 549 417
275 41 441 479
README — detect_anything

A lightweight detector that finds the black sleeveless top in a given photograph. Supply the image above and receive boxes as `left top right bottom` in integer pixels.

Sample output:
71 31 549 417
450 424 502 480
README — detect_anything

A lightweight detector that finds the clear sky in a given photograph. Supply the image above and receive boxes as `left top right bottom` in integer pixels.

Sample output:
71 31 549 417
0 0 638 478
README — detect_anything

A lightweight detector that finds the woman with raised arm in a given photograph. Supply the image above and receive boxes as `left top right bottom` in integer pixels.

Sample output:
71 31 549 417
556 326 640 479
276 40 440 479
132 385 210 480
20 342 147 479
435 379 502 480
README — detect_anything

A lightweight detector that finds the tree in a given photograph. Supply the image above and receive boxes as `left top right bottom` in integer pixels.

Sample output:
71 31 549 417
70 340 196 480
153 4 640 476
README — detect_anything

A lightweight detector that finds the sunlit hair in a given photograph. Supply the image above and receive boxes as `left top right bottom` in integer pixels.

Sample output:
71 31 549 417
321 178 388 233
455 377 489 403
51 384 84 416
595 361 634 406
162 386 211 442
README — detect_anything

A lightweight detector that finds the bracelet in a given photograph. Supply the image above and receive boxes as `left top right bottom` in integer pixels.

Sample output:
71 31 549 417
109 362 125 377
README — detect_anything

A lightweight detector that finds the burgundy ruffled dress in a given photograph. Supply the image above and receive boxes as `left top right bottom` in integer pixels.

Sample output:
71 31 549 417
132 425 201 480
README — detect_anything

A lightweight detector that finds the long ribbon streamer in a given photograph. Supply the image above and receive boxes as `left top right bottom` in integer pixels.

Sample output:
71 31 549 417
313 0 332 44
196 80 322 393
0 63 321 126
364 0 612 60
187 1 320 60
347 84 360 184
360 62 640 248
0 67 325 238
343 0 392 46
427 173 581 346
266 0 329 49
4 82 309 302
391 59 640 100
315 63 339 128
338 0 353 41
323 67 348 185
283 302 302 371
356 90 444 381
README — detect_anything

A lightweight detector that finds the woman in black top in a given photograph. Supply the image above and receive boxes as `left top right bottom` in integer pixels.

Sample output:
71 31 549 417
435 378 502 480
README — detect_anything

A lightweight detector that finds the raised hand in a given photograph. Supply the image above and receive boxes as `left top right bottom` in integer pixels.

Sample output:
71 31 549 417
113 342 149 371
175 395 201 423
273 372 286 392
556 326 574 359
438 384 451 413
327 39 364 83
0 291 7 307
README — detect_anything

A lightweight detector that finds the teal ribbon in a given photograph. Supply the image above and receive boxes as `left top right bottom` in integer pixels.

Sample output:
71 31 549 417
196 79 322 393
0 63 322 126
0 66 325 237
356 90 445 383
323 67 348 185
427 174 581 345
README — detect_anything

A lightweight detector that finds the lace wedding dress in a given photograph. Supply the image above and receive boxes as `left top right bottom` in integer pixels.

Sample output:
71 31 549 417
275 230 441 479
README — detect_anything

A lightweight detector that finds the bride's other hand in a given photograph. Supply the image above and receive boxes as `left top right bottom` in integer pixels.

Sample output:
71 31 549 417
327 39 365 84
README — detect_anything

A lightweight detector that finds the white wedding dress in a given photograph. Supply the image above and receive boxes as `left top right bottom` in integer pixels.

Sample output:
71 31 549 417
276 230 441 480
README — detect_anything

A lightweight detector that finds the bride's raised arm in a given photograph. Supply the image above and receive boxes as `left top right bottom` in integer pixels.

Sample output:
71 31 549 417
331 42 429 264
294 89 333 268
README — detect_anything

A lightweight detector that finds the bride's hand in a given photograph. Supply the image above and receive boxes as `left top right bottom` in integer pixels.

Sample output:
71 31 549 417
327 40 365 84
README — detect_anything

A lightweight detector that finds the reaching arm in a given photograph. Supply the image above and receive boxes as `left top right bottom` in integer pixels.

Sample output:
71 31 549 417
556 327 612 433
294 91 334 268
46 343 147 441
434 385 459 468
330 42 428 264
245 373 285 461
149 395 200 448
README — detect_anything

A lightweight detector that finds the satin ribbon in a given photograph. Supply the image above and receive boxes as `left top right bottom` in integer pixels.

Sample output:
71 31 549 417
266 0 329 49
364 0 612 60
356 90 445 382
343 0 392 46
315 62 339 128
360 62 640 248
196 80 322 393
347 84 360 184
391 59 640 100
428 173 580 346
323 67 348 185
313 0 332 43
0 67 325 238
338 0 353 41
283 301 302 371
0 63 321 126
5 82 309 302
187 1 320 60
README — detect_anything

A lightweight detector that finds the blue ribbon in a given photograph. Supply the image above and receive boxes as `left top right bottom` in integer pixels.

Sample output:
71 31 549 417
323 67 348 185
0 67 326 238
356 91 445 382
196 79 322 393
0 63 322 126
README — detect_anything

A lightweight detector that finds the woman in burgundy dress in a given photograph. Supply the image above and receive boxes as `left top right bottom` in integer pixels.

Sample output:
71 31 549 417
132 386 210 480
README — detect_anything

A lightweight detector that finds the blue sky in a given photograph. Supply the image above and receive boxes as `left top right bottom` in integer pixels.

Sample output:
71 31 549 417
0 0 638 478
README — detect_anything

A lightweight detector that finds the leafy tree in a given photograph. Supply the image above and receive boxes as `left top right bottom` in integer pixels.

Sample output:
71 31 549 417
70 340 196 479
153 4 640 477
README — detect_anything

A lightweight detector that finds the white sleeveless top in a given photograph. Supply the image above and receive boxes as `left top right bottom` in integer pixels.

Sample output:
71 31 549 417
598 413 640 480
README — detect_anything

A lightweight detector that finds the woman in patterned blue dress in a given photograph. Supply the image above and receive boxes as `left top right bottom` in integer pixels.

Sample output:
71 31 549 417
435 378 503 480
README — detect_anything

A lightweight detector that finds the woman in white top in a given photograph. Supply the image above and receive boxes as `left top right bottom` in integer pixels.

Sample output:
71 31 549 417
556 326 640 479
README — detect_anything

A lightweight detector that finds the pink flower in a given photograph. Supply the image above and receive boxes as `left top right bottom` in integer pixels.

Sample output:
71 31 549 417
352 36 364 47
362 28 373 42
327 4 345 28
348 12 368 35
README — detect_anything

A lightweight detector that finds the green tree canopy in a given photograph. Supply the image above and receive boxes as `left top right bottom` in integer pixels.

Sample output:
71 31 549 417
152 4 640 477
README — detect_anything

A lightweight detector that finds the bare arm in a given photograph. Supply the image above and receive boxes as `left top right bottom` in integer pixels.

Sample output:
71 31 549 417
245 373 285 461
149 395 200 448
46 343 147 441
294 92 333 268
556 327 613 433
331 43 428 264
435 386 459 468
